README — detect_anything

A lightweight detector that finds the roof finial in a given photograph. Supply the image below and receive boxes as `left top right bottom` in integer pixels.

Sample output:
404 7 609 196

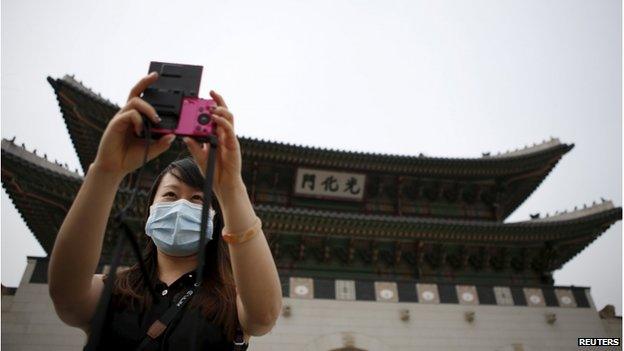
44 154 47 159
601 197 606 203
9 136 15 143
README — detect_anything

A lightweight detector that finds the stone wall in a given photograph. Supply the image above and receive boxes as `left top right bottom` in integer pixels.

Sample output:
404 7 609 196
2 258 620 351
1 259 85 350
250 296 619 351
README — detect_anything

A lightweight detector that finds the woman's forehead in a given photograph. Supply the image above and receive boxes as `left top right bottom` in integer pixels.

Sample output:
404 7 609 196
158 172 201 192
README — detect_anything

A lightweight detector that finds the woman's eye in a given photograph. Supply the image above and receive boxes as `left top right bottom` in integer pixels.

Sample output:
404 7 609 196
192 195 204 201
163 192 176 198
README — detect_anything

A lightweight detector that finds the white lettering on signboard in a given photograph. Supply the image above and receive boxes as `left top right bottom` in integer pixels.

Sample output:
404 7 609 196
294 168 366 201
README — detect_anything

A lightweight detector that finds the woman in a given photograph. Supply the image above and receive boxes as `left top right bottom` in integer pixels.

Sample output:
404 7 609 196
47 72 283 349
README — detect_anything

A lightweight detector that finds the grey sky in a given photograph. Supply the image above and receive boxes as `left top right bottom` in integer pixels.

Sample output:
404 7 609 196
2 0 621 313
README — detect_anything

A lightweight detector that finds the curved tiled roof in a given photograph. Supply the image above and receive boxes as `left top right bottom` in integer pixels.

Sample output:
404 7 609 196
2 137 619 271
1 138 82 180
239 136 573 177
255 203 621 243
46 75 119 173
53 75 119 109
1 138 147 253
47 75 573 177
254 203 621 271
46 75 574 221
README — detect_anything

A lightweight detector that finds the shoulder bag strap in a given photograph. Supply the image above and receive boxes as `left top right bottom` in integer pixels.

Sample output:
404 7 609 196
136 285 197 350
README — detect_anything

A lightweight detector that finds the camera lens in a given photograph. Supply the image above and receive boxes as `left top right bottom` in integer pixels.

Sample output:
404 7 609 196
197 113 211 125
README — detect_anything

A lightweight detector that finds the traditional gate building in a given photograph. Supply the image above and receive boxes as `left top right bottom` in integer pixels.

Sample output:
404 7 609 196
1 75 621 350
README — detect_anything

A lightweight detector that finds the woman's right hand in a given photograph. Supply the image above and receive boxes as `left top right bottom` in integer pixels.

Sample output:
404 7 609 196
91 72 176 178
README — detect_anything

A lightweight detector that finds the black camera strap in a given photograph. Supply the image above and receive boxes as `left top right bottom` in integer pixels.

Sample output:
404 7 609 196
195 135 218 292
85 119 158 350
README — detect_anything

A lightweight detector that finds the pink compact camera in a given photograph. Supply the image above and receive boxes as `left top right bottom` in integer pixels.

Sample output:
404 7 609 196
141 62 217 142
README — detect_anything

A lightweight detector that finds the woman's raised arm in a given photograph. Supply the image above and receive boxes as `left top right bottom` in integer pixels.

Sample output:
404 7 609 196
47 72 175 330
184 91 282 336
48 163 124 328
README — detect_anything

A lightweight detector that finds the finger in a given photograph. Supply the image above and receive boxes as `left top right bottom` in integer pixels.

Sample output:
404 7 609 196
122 97 161 124
183 137 205 157
113 109 144 137
212 115 238 149
127 72 159 102
146 134 176 161
209 90 228 108
182 137 211 176
216 128 229 148
183 137 207 163
211 106 233 125
212 115 234 138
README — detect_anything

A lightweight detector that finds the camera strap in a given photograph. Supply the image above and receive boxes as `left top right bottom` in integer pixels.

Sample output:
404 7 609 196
84 118 158 351
191 137 249 350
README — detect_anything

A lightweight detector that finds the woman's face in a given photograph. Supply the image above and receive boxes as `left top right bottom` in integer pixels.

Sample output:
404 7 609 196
152 171 204 206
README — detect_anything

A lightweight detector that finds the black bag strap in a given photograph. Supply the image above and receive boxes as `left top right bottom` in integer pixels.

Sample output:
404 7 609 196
136 285 249 351
136 285 198 350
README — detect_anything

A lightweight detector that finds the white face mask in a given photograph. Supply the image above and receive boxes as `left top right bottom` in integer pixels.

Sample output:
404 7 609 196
144 199 215 257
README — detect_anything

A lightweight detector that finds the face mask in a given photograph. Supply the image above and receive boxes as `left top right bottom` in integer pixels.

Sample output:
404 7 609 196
145 198 215 257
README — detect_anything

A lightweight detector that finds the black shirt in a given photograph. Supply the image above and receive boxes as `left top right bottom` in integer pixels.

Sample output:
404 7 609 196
90 270 247 351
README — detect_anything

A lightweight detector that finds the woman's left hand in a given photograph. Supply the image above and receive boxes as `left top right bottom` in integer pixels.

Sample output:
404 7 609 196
183 90 245 200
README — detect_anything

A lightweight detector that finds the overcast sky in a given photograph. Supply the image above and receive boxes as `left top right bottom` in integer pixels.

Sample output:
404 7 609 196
2 0 621 313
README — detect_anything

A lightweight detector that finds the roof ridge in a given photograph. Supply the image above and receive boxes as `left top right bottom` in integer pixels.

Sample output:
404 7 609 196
254 203 621 226
485 137 562 159
530 199 616 222
2 138 152 197
1 137 83 179
57 75 119 109
54 75 570 162
239 135 568 162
